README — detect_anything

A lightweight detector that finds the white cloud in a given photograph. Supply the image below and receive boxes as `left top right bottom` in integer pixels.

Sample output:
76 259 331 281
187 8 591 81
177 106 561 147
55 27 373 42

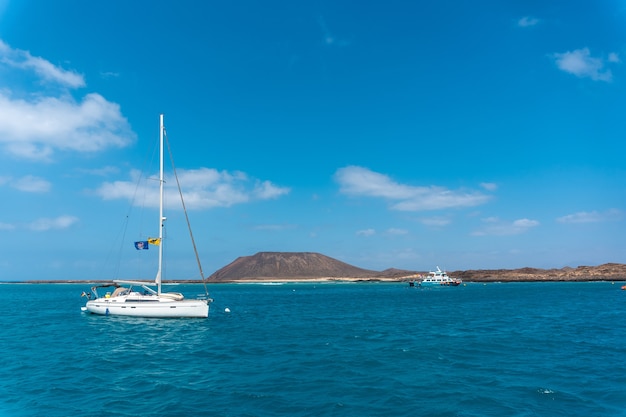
28 215 79 231
386 228 408 235
0 40 85 88
552 48 617 82
100 71 120 79
12 175 51 193
94 167 289 210
557 209 622 224
608 52 620 63
335 166 491 211
357 228 375 237
253 180 291 200
419 217 451 227
517 16 539 27
253 224 295 231
0 40 136 161
0 222 16 231
480 182 497 191
512 218 539 228
0 93 135 160
473 217 539 236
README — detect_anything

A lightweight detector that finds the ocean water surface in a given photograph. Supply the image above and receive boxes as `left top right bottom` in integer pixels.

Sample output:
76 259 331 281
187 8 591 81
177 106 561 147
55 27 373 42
0 281 625 416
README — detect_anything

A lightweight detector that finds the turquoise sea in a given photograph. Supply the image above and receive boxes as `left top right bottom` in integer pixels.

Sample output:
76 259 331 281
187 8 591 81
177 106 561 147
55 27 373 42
1 281 625 417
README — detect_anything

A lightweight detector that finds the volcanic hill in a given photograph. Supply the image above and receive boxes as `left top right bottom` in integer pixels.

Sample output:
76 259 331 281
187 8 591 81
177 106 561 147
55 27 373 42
208 252 411 282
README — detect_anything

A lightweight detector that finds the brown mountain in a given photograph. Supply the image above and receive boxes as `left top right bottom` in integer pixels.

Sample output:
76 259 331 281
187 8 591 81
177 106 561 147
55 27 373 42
208 252 399 281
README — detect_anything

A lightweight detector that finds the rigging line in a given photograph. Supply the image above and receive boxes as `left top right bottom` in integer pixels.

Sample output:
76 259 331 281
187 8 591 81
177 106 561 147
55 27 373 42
164 127 210 297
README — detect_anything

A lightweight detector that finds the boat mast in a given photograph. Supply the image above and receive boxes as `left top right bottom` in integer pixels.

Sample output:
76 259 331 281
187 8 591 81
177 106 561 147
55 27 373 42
156 113 165 295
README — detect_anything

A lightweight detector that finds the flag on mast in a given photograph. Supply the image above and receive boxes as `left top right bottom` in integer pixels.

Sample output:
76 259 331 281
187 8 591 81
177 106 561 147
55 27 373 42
134 241 149 250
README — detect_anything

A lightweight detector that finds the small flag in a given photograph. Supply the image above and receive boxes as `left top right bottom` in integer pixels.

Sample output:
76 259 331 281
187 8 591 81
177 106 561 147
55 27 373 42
134 241 149 250
148 237 161 246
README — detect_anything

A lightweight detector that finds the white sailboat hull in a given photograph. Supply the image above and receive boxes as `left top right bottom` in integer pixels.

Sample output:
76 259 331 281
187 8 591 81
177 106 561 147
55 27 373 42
85 298 209 318
82 115 212 319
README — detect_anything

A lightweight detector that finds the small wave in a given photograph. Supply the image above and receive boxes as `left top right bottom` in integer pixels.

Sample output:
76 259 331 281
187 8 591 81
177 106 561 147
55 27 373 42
538 388 555 394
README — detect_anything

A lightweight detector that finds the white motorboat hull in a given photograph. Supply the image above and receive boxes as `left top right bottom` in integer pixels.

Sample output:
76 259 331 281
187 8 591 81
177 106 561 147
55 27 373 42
418 280 461 287
84 298 209 318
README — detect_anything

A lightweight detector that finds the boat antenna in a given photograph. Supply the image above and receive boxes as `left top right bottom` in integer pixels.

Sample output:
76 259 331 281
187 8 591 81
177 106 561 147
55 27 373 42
164 125 210 297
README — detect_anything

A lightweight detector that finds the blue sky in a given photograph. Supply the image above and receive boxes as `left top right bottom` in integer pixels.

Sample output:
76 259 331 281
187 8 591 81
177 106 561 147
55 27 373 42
0 0 624 281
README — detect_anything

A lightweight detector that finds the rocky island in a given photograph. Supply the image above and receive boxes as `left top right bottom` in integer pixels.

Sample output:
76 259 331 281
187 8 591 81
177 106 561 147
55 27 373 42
208 252 626 283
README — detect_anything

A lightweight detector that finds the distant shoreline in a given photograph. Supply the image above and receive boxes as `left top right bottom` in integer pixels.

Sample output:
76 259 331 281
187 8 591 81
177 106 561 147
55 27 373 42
4 259 623 284
2 276 625 284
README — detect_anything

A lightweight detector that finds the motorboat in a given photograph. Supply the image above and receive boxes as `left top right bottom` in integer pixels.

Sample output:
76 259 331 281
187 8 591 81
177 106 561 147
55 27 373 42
417 267 462 287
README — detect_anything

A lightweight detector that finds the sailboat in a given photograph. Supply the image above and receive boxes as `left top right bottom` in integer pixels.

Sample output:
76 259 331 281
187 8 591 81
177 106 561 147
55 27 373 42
82 114 212 318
